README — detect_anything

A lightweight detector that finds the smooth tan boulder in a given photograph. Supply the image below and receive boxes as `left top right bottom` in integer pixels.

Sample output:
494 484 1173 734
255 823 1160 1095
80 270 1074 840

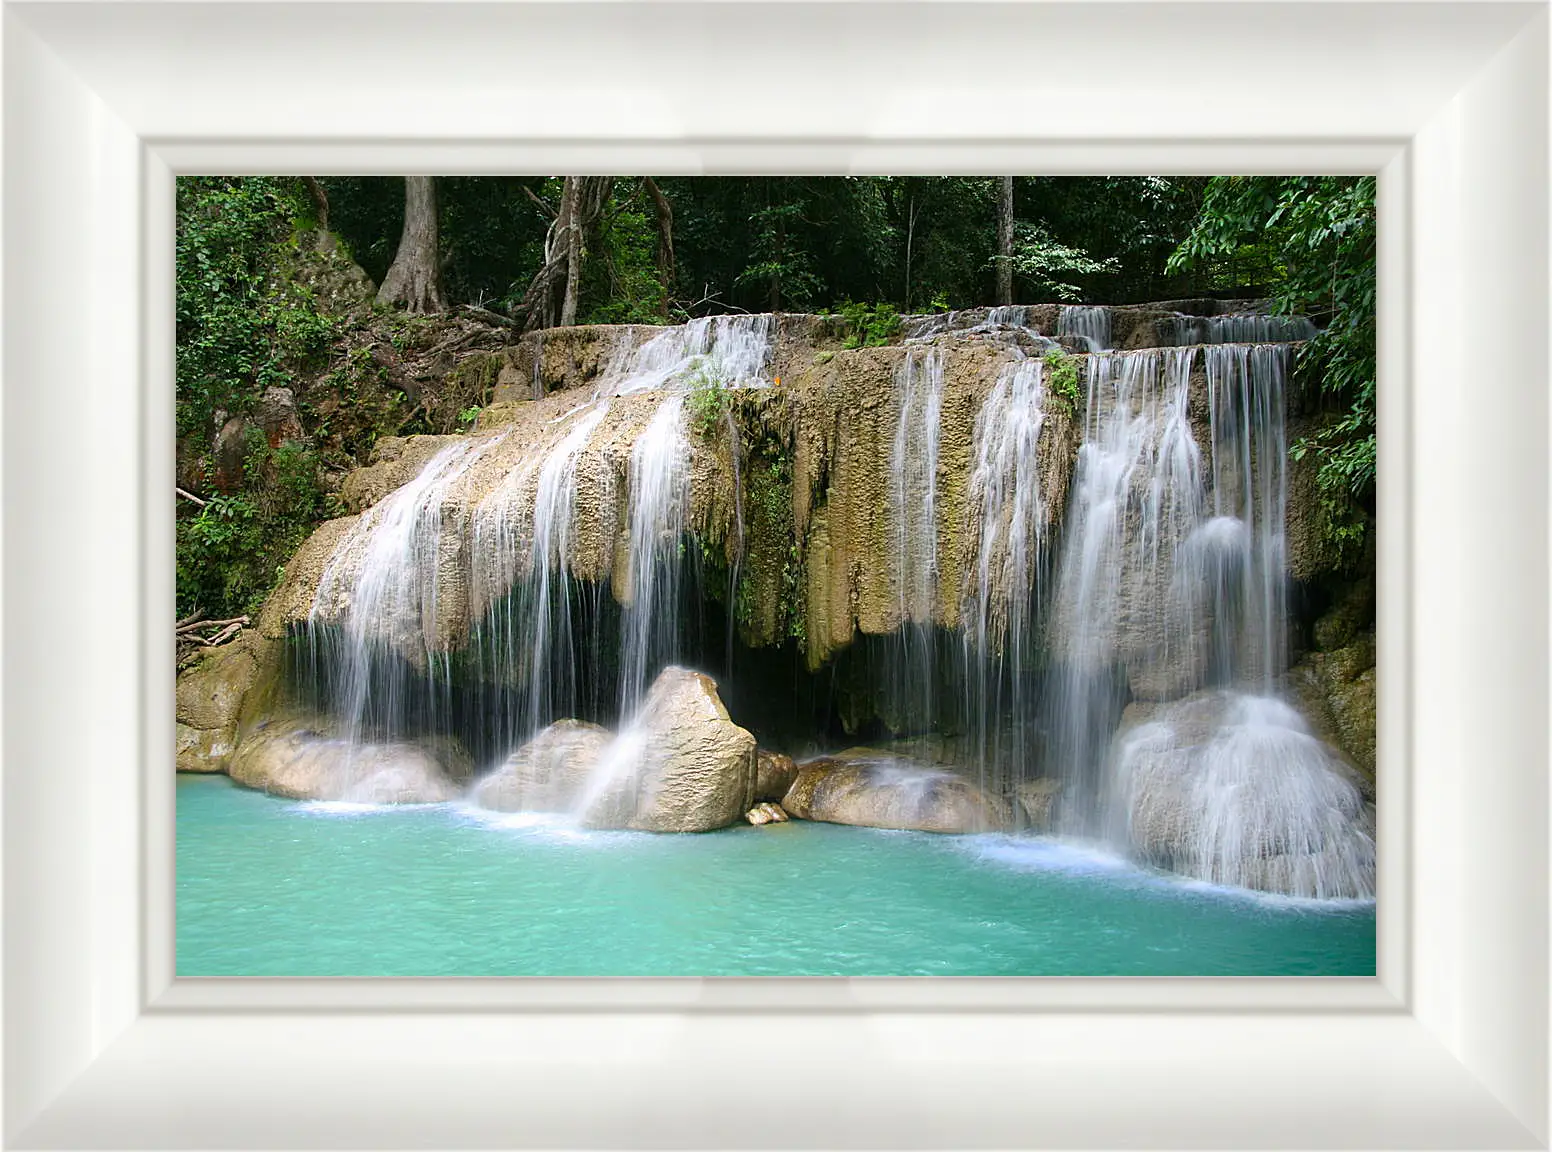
176 722 236 774
781 751 1009 834
754 749 800 802
472 720 612 813
228 719 463 803
581 666 758 833
175 634 276 773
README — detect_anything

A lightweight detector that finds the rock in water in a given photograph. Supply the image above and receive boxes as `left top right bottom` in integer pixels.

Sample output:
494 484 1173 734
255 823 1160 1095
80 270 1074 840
1112 690 1375 899
1014 778 1062 833
754 749 800 802
228 719 463 803
781 751 1009 834
175 634 276 773
579 666 758 833
745 802 789 826
472 719 612 813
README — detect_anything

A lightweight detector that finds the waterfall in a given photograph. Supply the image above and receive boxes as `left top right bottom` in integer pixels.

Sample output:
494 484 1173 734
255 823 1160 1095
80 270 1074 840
468 401 610 756
1057 305 1112 352
1170 313 1318 346
601 314 773 398
1203 342 1290 688
609 314 773 712
304 313 774 759
961 355 1052 797
892 346 944 625
619 394 689 712
1114 693 1376 899
888 346 945 741
309 434 502 743
1043 348 1201 827
1034 337 1371 897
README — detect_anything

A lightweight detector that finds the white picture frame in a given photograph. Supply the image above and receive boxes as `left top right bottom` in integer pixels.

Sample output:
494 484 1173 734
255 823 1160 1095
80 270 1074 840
3 0 1546 1146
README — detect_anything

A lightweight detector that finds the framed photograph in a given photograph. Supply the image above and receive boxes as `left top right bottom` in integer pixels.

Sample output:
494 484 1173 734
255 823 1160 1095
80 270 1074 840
4 0 1546 1147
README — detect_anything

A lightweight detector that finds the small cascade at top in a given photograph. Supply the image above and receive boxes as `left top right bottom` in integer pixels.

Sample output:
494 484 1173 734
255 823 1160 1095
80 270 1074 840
1057 305 1112 352
1170 312 1318 346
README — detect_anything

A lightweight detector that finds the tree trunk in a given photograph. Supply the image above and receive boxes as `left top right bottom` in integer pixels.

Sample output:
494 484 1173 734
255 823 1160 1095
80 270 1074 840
643 177 675 321
377 176 447 314
518 177 614 332
559 179 585 327
996 175 1014 306
302 177 330 231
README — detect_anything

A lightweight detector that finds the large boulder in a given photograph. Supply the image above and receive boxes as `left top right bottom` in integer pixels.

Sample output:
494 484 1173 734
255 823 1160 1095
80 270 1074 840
781 750 1010 834
228 718 465 803
472 720 612 813
1112 690 1375 899
176 723 237 775
581 666 758 833
754 749 800 802
175 634 276 773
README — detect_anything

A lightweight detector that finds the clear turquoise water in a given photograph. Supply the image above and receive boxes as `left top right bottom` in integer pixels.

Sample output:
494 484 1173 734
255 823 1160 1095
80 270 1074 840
177 774 1376 977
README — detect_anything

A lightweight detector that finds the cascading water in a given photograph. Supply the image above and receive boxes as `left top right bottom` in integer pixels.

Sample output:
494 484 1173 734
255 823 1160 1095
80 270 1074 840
1114 693 1375 898
1057 305 1112 352
304 314 774 765
468 400 611 756
1043 348 1201 826
1038 337 1372 897
1170 313 1319 346
887 345 945 742
619 393 690 712
309 434 502 746
961 355 1052 799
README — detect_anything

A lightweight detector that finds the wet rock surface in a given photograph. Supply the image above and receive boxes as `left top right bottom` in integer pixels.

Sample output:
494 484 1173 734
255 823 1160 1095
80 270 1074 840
782 749 1010 834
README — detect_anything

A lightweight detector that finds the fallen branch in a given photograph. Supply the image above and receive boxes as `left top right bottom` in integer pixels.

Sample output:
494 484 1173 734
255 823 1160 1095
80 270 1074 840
176 614 249 635
176 609 207 630
459 303 517 328
202 621 245 647
176 487 207 507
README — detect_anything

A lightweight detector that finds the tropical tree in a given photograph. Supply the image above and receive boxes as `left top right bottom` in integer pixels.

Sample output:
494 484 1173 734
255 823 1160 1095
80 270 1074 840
376 176 447 314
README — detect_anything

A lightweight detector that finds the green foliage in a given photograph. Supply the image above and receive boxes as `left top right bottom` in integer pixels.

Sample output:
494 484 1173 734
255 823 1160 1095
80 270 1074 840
837 301 901 349
1043 348 1082 414
581 180 669 324
458 406 482 429
176 436 325 619
734 443 806 644
1171 176 1377 558
176 177 324 437
176 177 341 617
685 359 732 438
1008 224 1119 302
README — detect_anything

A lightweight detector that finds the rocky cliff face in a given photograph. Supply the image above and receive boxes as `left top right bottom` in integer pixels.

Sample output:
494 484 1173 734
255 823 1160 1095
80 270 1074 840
262 316 1087 669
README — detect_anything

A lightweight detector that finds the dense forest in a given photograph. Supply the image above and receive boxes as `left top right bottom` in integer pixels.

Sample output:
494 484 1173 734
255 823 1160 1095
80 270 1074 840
176 175 1375 621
